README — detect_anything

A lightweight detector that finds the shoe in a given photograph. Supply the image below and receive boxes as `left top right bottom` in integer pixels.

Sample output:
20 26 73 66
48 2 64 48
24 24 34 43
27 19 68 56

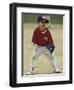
26 67 34 75
26 71 33 75
53 68 61 73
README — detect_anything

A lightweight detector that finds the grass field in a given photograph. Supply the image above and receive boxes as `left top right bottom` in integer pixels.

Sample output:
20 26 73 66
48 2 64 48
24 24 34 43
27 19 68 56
23 23 63 75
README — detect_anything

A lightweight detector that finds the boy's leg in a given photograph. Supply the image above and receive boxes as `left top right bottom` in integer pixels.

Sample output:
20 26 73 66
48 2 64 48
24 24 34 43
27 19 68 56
44 48 60 73
28 47 43 74
49 52 60 73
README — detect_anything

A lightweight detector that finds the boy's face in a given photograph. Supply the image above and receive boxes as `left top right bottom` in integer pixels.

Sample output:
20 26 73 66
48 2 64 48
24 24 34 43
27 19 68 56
39 22 47 28
39 21 48 29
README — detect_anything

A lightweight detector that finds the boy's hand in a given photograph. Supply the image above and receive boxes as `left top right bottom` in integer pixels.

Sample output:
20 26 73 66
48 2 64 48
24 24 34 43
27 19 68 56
33 43 38 51
46 44 55 54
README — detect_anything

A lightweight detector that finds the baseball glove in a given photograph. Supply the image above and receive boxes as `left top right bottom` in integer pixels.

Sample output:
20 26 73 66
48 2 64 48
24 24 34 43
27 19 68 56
46 44 55 54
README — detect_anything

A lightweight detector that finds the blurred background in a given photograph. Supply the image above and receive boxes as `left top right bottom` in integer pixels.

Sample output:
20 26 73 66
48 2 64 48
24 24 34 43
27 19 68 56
22 14 63 24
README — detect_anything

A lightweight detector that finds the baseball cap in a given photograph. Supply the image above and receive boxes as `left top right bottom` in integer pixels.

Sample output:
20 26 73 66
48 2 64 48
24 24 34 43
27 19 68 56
38 15 49 23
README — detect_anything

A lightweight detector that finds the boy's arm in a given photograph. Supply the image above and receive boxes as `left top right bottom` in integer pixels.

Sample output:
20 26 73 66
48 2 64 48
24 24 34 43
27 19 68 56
47 30 55 54
32 30 38 45
48 30 55 45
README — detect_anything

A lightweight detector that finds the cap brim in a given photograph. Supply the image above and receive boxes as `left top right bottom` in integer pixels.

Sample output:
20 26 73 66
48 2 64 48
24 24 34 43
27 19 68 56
40 19 49 23
45 20 49 23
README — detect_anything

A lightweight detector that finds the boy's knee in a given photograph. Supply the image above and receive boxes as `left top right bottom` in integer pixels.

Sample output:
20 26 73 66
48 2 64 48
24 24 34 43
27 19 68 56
32 56 37 60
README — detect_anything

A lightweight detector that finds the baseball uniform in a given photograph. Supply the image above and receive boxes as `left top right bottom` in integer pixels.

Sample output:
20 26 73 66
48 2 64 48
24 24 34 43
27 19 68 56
27 16 60 75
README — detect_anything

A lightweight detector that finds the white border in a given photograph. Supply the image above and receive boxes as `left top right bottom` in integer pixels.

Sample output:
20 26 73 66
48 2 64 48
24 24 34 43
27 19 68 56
17 7 70 83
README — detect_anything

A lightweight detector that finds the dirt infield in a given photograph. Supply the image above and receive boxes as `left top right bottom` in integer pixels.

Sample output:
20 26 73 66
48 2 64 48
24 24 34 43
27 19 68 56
23 23 63 75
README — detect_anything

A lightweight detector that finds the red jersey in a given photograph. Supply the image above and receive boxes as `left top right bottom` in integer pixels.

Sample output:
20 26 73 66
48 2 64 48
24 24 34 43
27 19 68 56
32 27 54 46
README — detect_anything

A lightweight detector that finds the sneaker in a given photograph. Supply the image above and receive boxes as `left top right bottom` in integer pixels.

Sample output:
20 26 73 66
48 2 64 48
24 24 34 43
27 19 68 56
53 68 61 73
26 67 34 75
26 71 33 75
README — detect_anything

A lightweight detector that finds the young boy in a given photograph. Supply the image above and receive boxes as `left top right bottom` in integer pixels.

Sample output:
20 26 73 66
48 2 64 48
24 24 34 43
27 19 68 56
27 15 60 75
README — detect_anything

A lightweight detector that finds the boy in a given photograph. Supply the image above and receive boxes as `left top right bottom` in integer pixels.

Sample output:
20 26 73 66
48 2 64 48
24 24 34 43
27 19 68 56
27 15 60 75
